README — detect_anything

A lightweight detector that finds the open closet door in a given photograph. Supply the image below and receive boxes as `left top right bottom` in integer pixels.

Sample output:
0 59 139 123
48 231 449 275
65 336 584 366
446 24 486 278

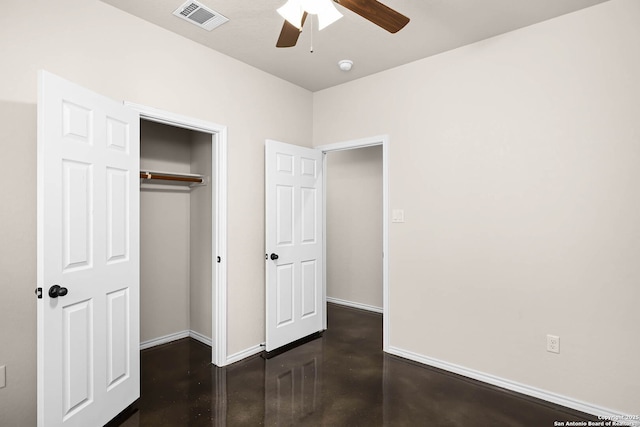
37 71 140 426
265 140 324 352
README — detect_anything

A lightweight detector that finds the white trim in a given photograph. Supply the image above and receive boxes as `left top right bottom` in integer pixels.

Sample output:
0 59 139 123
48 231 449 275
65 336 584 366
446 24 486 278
125 102 226 135
140 330 190 350
125 101 228 367
226 344 264 365
315 135 386 152
190 330 213 347
139 329 213 350
326 297 383 314
318 135 390 351
213 127 228 366
387 346 640 426
382 138 389 351
321 152 328 331
36 70 46 427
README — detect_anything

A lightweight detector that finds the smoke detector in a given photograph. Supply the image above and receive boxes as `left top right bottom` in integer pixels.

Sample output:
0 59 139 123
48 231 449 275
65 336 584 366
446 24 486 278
338 60 353 71
173 0 228 31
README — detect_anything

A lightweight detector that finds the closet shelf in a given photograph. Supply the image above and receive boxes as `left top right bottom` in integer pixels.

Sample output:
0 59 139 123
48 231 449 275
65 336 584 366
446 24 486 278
140 170 207 187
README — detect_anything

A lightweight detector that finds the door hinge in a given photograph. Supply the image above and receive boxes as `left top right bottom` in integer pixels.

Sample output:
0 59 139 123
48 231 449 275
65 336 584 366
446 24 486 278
217 256 221 263
35 287 42 299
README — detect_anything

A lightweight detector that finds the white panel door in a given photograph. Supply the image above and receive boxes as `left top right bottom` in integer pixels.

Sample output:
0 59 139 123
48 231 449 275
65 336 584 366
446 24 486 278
265 140 323 352
37 71 140 426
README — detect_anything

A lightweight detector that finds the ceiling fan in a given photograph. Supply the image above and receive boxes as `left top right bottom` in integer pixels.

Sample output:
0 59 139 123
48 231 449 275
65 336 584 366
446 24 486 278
276 0 410 48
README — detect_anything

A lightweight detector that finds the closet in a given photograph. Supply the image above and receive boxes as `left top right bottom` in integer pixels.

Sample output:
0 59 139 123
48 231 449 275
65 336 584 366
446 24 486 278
139 119 214 349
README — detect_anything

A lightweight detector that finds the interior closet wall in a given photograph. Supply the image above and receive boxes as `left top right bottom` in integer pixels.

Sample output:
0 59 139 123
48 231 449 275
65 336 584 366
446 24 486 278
140 120 213 344
326 146 383 309
190 132 213 340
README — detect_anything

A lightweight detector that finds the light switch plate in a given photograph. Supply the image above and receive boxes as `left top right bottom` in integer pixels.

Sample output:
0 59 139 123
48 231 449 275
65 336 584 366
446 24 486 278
0 365 6 388
392 209 405 223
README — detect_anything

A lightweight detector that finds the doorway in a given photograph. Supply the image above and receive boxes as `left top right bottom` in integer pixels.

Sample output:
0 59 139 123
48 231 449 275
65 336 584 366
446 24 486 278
127 102 228 366
138 120 212 351
318 136 389 350
325 146 383 312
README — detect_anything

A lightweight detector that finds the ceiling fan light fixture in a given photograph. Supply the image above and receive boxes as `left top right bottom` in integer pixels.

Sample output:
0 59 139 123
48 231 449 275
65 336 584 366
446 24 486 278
277 0 305 29
302 0 343 30
277 0 343 31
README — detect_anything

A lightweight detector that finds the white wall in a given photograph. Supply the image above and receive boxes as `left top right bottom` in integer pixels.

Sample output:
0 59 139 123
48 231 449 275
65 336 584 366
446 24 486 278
326 146 383 309
0 0 312 425
313 0 640 415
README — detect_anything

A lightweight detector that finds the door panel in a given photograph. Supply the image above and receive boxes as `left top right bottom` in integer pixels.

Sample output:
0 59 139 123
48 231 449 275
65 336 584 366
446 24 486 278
276 263 294 326
265 140 323 352
106 288 129 389
106 116 130 152
301 187 317 243
301 260 317 318
62 160 93 271
38 71 140 426
62 101 92 143
106 168 129 263
62 299 93 418
276 185 294 245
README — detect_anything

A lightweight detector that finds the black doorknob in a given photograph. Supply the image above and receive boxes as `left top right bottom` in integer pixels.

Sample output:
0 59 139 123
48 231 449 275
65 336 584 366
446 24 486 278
270 253 279 260
48 285 68 298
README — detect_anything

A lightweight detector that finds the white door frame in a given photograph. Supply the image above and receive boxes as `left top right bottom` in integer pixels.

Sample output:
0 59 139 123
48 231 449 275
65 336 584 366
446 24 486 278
316 135 390 351
125 102 229 367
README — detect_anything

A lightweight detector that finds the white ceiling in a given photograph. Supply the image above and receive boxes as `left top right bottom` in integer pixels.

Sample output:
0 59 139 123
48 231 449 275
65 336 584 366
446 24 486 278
100 0 609 92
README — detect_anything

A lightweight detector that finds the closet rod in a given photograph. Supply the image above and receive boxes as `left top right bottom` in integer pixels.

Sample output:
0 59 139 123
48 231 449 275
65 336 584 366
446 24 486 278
139 171 204 184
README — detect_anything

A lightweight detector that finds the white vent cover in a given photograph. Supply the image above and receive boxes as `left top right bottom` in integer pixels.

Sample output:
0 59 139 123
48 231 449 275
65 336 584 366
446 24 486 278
172 0 228 31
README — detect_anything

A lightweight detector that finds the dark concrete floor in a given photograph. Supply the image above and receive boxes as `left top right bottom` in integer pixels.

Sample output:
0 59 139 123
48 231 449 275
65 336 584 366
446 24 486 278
110 303 597 426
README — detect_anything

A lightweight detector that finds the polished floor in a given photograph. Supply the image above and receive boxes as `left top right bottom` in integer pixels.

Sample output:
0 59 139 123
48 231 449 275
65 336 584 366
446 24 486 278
110 303 597 426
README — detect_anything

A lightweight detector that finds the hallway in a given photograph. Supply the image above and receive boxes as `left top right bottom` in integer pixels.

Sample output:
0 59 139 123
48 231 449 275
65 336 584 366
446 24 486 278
111 303 596 426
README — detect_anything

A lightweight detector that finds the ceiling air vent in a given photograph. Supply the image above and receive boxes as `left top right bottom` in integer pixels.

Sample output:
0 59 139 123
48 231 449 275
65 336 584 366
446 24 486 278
172 0 228 31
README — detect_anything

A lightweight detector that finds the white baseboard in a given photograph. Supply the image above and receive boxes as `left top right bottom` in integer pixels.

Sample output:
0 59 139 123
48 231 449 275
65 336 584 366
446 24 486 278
140 329 265 367
326 296 383 314
189 330 212 347
226 344 264 365
387 346 639 426
140 330 190 350
140 329 213 350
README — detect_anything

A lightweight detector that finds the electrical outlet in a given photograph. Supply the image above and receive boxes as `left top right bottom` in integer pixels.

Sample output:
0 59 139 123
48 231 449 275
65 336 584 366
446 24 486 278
547 335 560 354
0 365 6 388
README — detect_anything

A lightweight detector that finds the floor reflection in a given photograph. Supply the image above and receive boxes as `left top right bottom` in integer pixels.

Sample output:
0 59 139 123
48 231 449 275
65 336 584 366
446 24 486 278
110 304 596 427
264 339 323 425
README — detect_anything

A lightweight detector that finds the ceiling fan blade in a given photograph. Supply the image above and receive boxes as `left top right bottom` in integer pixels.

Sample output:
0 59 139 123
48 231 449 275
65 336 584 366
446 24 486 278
336 0 409 33
276 12 308 48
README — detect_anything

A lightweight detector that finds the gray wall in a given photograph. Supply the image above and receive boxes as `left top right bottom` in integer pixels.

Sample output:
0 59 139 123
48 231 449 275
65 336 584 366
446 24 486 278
326 146 383 309
314 0 640 415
